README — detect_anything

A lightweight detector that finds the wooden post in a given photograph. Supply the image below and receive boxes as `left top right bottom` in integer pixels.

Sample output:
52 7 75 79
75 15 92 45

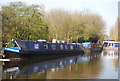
0 61 2 80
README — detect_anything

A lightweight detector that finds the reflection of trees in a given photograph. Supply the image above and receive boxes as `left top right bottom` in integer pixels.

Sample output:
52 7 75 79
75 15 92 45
112 50 119 72
103 50 118 71
0 62 2 80
111 51 118 71
113 58 118 71
46 54 102 79
18 73 47 79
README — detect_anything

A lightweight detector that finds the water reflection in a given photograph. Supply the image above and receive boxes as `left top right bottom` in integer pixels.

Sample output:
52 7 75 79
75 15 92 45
0 62 2 81
102 50 118 59
47 54 102 79
102 50 118 71
99 50 118 79
2 50 118 79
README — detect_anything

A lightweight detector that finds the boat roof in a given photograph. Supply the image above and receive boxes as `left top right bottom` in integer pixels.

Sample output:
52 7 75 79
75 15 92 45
103 41 118 43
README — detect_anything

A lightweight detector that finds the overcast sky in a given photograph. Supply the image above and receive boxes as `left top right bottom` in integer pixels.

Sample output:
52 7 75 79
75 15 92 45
1 0 119 35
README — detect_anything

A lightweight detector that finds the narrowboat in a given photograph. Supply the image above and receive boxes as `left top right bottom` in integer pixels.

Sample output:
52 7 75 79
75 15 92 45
102 40 119 50
2 39 84 58
81 42 102 53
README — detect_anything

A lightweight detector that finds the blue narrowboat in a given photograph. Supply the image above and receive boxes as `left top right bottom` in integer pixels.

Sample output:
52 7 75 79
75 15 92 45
2 39 84 58
81 42 102 53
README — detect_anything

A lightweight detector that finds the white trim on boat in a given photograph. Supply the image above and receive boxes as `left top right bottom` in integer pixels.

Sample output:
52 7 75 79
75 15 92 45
5 48 19 52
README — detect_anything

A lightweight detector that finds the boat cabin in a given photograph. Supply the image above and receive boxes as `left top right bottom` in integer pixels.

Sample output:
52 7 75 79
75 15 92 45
103 41 119 47
82 42 100 48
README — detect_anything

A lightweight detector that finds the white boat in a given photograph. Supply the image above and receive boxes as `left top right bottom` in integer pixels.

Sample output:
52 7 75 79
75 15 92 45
103 40 119 50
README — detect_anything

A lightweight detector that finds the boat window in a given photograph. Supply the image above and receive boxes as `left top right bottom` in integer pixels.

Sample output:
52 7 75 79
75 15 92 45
114 43 119 47
44 44 48 49
60 45 64 49
34 44 39 49
77 45 80 48
112 43 114 46
91 44 93 47
15 40 27 49
104 42 108 45
109 43 113 46
70 45 74 49
65 45 67 49
109 43 111 46
52 44 56 49
12 42 18 47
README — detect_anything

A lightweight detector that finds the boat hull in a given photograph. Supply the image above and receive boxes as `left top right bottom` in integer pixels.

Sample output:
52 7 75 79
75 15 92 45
103 47 119 50
83 47 102 53
3 50 84 58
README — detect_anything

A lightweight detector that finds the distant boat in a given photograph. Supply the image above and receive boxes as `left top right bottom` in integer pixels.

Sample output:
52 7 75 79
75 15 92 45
2 39 84 58
81 42 102 53
102 40 119 50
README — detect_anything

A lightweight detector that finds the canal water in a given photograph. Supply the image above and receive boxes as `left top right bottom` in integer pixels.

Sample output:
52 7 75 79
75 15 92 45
0 49 119 79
